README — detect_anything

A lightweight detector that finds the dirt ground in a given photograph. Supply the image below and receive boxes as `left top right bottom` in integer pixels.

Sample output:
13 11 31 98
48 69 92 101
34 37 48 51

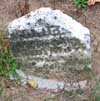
0 0 100 100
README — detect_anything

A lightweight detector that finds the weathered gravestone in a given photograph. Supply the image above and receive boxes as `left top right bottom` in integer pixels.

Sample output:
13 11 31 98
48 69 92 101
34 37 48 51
7 8 91 71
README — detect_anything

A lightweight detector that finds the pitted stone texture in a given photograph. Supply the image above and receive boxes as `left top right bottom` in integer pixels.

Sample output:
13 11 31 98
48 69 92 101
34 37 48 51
7 8 91 71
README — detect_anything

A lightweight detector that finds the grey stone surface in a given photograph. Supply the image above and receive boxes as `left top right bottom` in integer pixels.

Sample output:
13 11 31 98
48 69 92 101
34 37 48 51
7 8 91 71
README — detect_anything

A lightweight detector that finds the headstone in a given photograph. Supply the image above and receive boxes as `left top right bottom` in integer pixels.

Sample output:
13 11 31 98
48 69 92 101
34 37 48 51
7 8 91 71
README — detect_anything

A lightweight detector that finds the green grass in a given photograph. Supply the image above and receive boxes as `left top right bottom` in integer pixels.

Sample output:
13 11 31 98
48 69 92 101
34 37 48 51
91 77 100 101
0 31 19 79
74 0 87 8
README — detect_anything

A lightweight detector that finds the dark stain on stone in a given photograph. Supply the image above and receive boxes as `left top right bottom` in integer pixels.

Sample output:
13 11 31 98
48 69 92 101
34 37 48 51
54 16 57 19
32 62 36 66
38 18 42 22
27 22 31 25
